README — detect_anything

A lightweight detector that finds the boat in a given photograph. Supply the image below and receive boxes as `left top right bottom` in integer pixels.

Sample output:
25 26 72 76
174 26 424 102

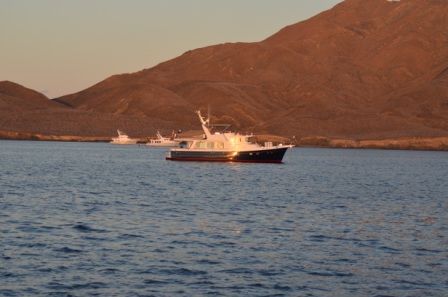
110 130 138 145
165 110 292 163
146 131 179 147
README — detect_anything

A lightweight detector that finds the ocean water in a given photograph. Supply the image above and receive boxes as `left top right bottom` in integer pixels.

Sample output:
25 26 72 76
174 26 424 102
0 140 447 297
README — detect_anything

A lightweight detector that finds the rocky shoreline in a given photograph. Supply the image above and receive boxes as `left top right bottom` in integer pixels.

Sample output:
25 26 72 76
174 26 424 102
1 130 448 151
296 136 448 151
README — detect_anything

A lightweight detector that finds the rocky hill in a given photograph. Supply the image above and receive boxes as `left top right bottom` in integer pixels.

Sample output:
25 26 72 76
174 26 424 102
2 0 448 149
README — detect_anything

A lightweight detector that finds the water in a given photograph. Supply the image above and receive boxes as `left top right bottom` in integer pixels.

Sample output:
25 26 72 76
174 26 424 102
1 141 447 297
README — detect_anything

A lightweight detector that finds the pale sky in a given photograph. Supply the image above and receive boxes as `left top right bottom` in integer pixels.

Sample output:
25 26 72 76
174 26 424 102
1 1 341 98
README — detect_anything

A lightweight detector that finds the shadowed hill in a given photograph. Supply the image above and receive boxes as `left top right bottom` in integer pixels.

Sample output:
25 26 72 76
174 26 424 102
0 80 65 110
0 81 194 140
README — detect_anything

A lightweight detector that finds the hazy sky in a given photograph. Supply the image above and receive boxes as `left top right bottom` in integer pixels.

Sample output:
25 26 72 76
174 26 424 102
1 1 341 98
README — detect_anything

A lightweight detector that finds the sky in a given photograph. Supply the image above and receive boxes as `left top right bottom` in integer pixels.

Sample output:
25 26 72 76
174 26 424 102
1 1 341 98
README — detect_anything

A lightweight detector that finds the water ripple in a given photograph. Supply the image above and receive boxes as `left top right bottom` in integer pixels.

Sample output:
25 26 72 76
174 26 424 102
1 142 447 296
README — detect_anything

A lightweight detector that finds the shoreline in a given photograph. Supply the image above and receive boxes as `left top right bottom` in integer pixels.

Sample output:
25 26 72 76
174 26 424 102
1 131 448 151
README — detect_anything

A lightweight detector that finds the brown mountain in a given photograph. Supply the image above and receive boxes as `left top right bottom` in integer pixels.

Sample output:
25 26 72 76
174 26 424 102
58 0 448 140
2 0 448 147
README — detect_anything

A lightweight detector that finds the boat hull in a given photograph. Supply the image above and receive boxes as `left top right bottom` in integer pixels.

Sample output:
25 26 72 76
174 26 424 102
110 141 138 145
166 147 289 163
146 142 178 147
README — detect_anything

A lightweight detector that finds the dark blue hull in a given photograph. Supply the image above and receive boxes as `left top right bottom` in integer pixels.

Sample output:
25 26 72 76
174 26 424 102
166 147 289 163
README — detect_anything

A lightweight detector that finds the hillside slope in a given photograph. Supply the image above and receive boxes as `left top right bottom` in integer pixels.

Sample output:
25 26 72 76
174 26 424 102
58 0 448 140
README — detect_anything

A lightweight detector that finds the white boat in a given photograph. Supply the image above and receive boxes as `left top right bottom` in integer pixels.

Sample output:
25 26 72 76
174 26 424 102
146 131 179 147
166 110 293 163
110 130 138 145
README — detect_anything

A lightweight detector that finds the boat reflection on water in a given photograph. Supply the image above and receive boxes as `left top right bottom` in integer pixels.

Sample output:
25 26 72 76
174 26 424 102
166 111 292 163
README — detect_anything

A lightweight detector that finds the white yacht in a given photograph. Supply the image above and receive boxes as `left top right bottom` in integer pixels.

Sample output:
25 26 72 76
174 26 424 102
146 131 179 147
110 130 138 145
166 111 292 163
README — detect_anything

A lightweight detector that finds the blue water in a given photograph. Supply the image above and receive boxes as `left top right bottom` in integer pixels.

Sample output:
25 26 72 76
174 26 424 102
1 141 447 297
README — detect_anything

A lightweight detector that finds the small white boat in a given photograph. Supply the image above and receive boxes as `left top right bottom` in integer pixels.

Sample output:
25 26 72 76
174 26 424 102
146 131 179 147
110 130 138 145
166 110 293 163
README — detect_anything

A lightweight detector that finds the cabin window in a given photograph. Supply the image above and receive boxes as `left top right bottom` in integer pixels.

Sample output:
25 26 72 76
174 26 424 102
196 141 207 148
194 141 224 149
